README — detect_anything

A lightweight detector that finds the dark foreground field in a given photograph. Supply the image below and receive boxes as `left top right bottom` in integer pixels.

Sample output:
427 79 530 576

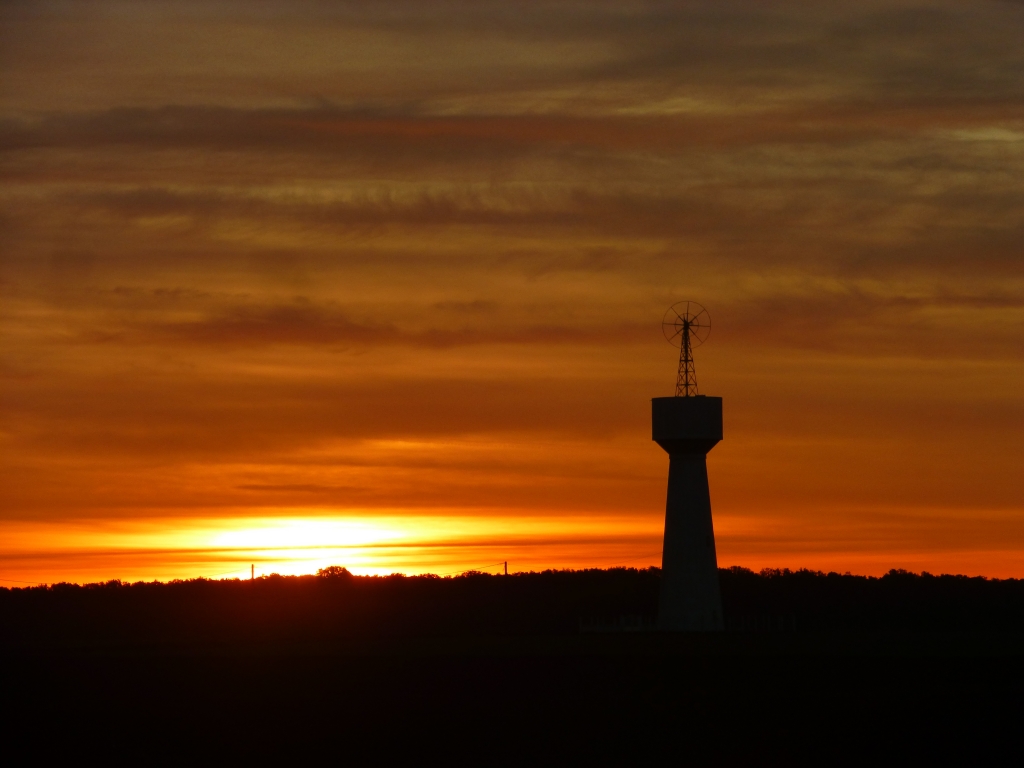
4 567 1023 763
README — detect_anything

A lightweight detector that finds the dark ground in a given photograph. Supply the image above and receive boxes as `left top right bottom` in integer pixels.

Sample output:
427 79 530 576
4 567 1023 764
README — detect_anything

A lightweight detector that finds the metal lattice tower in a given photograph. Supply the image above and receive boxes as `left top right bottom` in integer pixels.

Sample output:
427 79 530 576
662 302 710 397
676 321 698 396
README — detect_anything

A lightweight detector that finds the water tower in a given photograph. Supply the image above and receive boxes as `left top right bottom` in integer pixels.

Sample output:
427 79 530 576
654 302 724 631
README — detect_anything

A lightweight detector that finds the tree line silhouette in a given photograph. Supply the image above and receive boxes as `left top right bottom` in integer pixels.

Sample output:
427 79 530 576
2 565 1022 650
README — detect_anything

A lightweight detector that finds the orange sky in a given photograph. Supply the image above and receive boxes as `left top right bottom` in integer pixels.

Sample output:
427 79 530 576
2 0 1023 584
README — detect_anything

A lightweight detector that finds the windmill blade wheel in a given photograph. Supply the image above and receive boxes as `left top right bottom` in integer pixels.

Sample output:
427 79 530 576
662 301 711 347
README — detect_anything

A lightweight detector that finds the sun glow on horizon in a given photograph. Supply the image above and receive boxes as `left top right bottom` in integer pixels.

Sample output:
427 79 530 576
3 505 1024 587
0 512 667 585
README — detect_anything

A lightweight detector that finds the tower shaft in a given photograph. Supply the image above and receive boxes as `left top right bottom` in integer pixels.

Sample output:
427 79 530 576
659 453 722 630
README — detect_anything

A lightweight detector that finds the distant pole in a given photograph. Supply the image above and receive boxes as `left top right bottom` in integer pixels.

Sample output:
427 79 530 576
504 561 507 576
251 564 254 580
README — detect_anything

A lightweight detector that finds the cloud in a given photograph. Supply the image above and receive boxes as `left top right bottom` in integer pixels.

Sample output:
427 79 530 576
714 288 1024 358
97 301 648 348
4 100 1024 157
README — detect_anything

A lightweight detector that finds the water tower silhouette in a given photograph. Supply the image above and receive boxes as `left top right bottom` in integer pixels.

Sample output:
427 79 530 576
654 301 724 631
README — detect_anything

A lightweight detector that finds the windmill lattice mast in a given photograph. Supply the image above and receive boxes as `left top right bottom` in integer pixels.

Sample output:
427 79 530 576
675 320 698 397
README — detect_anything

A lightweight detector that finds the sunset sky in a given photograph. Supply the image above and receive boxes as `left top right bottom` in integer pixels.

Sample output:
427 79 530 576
2 0 1022 584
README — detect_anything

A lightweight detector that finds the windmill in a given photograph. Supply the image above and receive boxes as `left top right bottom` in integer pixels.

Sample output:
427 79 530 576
652 301 724 631
662 301 711 397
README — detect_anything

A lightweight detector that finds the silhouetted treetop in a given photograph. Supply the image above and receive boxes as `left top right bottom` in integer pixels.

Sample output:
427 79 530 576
1 566 1021 651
